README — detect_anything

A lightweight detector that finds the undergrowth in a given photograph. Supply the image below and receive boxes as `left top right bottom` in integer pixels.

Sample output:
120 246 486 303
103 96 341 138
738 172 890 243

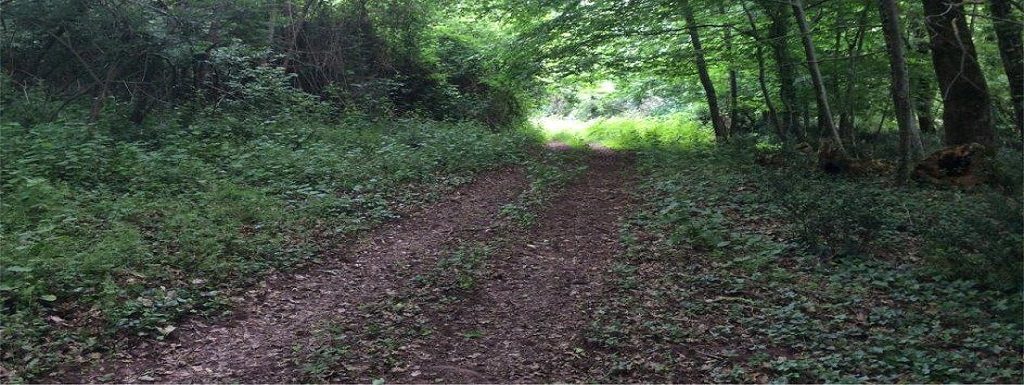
536 113 713 149
0 110 537 381
583 135 1023 383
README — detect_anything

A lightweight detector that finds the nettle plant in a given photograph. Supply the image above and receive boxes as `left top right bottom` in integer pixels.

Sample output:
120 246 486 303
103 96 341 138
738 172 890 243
207 43 330 119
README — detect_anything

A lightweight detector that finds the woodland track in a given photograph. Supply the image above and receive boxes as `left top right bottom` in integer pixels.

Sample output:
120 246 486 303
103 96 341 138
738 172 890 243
70 147 635 383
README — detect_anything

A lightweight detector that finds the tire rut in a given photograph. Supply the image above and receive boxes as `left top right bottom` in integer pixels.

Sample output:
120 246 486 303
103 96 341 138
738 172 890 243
392 149 635 383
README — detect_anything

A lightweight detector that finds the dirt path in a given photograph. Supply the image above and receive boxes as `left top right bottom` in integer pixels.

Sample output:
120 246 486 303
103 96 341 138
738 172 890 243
72 147 635 383
74 168 528 383
389 148 634 383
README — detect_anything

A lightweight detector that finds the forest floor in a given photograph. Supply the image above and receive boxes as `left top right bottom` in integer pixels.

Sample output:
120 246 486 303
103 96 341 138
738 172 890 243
56 142 1022 384
66 144 636 383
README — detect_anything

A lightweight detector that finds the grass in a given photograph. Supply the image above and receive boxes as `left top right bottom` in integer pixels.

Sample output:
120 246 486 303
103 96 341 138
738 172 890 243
535 113 713 149
0 112 539 382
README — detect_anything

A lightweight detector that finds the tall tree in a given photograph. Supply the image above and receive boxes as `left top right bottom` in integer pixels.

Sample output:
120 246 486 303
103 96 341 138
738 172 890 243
762 1 802 140
681 0 727 139
791 0 846 154
910 23 938 133
877 0 924 182
913 74 938 133
720 2 740 131
838 5 872 150
988 0 1023 136
744 3 784 138
922 0 995 146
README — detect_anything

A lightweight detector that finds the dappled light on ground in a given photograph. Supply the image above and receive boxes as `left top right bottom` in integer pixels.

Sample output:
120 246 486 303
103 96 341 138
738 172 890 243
543 140 615 156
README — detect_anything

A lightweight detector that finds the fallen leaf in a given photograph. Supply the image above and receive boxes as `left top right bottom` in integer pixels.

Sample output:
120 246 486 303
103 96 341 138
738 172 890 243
157 325 177 335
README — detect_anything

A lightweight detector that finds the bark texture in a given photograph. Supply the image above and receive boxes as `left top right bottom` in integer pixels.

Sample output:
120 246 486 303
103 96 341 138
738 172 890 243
682 0 727 139
922 0 995 146
989 0 1023 135
792 0 845 154
745 4 784 138
763 1 802 140
878 0 925 182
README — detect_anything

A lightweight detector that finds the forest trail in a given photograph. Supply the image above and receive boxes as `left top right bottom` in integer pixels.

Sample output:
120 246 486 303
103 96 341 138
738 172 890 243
71 146 635 383
390 145 633 383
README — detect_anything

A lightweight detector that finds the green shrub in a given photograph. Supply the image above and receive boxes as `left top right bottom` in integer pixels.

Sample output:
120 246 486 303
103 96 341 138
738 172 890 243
0 105 535 381
766 175 896 260
748 147 1023 295
921 194 1023 293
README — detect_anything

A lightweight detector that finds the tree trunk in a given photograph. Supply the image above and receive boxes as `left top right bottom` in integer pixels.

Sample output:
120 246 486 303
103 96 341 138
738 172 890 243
921 0 995 146
792 0 846 155
911 23 937 133
721 2 739 131
729 60 737 132
989 0 1023 136
802 102 811 132
729 61 739 131
281 0 317 74
914 81 937 133
763 1 802 141
839 6 871 151
129 56 154 126
745 4 784 138
878 0 925 183
90 64 120 122
682 0 727 140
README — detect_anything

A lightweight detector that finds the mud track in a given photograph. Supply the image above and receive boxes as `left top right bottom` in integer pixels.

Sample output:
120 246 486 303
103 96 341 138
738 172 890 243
73 148 635 383
390 148 634 383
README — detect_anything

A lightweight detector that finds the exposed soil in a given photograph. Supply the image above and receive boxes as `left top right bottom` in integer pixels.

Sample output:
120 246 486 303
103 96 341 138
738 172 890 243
70 146 637 383
73 167 528 383
391 148 634 383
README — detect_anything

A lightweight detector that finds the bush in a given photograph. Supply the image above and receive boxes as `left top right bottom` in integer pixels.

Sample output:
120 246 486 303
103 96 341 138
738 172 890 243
206 44 330 119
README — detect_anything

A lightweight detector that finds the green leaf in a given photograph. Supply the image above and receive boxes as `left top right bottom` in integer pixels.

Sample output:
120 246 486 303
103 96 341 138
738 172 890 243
40 294 57 302
6 266 33 273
